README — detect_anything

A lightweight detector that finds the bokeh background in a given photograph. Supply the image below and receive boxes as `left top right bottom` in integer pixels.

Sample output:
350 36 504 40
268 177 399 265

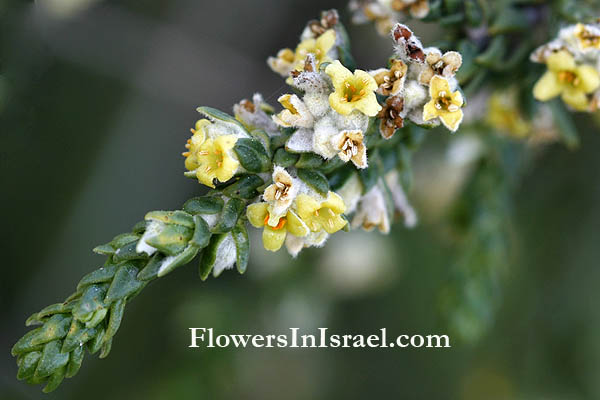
2 0 600 399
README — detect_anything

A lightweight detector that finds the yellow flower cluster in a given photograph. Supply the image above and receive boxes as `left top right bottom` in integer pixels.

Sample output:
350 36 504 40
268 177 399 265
325 60 382 117
423 76 464 132
183 119 240 188
533 50 600 111
247 191 347 252
268 29 336 77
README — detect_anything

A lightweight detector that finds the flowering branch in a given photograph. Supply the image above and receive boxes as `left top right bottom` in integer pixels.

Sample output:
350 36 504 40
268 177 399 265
12 1 600 392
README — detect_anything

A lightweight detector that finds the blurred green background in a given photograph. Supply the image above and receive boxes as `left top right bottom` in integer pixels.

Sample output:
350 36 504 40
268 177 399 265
2 1 600 399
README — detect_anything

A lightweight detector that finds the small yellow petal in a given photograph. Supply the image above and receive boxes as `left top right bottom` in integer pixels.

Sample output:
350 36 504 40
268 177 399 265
286 211 309 237
422 100 439 121
561 89 589 111
429 76 450 98
214 156 238 182
215 135 238 152
247 203 269 227
322 192 346 214
354 69 379 92
533 71 563 101
575 65 600 94
296 194 321 220
355 93 382 117
196 169 216 188
439 110 464 132
262 226 286 251
546 50 576 72
451 90 464 107
322 215 347 234
316 29 336 53
326 60 353 89
329 92 354 115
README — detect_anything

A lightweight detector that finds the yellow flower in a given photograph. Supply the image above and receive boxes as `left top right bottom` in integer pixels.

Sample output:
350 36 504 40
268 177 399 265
272 94 314 128
296 192 347 234
325 60 382 116
183 119 209 171
487 90 531 138
423 75 464 132
184 132 239 188
247 203 308 252
574 23 600 50
333 130 367 169
372 58 408 96
533 50 600 111
267 48 295 77
293 29 336 72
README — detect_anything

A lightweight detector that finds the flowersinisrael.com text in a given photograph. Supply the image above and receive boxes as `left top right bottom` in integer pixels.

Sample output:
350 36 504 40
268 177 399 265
189 328 450 349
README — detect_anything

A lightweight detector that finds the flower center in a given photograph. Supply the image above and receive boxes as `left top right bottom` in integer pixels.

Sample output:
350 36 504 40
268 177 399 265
341 136 359 158
274 181 290 200
342 80 367 103
264 214 287 231
434 91 459 112
558 70 580 86
264 215 287 230
578 29 600 48
198 148 224 171
312 207 337 230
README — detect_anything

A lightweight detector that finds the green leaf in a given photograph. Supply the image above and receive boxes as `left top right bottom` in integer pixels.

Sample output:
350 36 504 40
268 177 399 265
43 366 67 393
109 233 139 250
328 166 354 191
183 196 224 215
233 138 271 173
136 253 165 281
92 243 115 255
145 210 194 228
65 346 84 378
99 338 113 359
72 284 108 323
190 215 211 249
156 244 199 278
269 128 292 151
295 153 325 169
464 0 483 26
103 299 125 344
144 224 194 256
12 328 43 356
198 234 228 281
197 106 247 130
26 303 74 326
61 320 97 353
84 308 107 329
232 221 249 274
489 7 529 35
222 174 264 199
112 241 148 263
297 168 330 195
29 314 72 347
105 263 145 303
131 220 148 234
358 160 381 193
318 156 346 174
212 198 245 233
34 340 69 379
249 129 271 154
273 148 299 167
77 264 118 291
87 328 105 355
475 36 506 68
17 351 41 381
